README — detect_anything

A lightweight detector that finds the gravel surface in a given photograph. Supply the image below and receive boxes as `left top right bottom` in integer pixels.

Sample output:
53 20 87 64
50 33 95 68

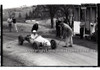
3 21 98 66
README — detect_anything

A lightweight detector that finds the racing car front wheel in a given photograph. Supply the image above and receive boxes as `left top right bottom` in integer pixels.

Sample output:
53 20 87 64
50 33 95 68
50 40 57 49
18 35 24 45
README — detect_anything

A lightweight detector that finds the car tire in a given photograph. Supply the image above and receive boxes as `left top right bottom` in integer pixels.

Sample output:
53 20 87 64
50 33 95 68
32 42 38 49
25 35 30 42
18 35 24 45
50 39 57 49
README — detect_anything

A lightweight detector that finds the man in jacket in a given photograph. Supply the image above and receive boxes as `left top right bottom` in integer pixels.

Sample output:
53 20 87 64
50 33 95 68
31 22 39 32
12 17 18 32
61 21 73 47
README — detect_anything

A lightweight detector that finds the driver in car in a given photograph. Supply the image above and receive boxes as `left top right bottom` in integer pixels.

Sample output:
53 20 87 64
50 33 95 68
29 30 39 43
28 30 51 47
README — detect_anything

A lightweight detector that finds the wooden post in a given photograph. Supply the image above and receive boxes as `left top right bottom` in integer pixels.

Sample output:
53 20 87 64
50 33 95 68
90 7 92 22
96 6 98 23
81 7 86 37
84 8 86 37
79 7 80 21
90 7 92 35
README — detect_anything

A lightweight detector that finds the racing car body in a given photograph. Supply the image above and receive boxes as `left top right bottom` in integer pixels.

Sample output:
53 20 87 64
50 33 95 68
31 35 51 46
18 34 57 52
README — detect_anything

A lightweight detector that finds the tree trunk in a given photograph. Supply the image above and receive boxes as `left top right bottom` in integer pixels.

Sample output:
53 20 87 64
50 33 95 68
65 14 69 25
65 14 68 21
51 16 54 28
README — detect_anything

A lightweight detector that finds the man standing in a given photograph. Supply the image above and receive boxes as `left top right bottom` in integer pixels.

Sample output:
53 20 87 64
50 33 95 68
61 21 73 47
12 17 18 32
56 18 62 38
56 18 59 37
7 17 12 32
80 22 85 39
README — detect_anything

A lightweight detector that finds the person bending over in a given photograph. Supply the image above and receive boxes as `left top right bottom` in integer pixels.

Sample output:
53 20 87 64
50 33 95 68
31 22 39 32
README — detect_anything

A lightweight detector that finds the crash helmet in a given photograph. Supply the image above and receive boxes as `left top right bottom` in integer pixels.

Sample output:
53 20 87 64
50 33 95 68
32 30 37 33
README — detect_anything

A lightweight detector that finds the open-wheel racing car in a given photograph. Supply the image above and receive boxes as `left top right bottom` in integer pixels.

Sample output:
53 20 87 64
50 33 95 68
18 34 57 52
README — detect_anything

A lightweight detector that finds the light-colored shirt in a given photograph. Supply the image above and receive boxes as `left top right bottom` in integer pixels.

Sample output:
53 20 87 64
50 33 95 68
7 18 12 23
30 34 38 40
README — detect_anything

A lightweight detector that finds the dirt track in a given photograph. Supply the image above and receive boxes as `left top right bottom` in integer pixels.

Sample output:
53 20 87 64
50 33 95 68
3 21 98 66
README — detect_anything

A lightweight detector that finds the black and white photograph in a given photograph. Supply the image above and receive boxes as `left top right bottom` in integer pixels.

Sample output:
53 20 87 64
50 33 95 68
1 0 98 67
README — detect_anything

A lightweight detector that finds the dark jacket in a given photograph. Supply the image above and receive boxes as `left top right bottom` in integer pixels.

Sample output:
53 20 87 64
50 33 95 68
56 20 61 29
31 23 38 32
12 18 16 24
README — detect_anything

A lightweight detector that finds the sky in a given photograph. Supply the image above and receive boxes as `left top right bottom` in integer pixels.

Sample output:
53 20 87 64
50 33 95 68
1 0 100 9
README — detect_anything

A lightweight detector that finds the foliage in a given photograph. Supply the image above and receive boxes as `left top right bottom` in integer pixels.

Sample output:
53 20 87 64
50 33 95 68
18 13 22 18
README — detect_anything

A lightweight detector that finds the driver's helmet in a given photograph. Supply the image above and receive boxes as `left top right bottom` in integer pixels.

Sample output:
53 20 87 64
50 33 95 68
35 21 39 24
32 30 37 33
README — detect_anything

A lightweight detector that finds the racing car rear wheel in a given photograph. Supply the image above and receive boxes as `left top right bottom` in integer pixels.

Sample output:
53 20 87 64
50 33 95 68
18 35 24 45
32 42 38 49
50 40 57 49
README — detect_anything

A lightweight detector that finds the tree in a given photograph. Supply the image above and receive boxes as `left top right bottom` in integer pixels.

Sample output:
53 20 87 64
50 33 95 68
25 13 28 20
18 13 22 18
31 9 35 18
29 11 32 19
11 12 15 18
32 5 44 19
45 5 59 28
59 5 74 19
59 5 74 26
